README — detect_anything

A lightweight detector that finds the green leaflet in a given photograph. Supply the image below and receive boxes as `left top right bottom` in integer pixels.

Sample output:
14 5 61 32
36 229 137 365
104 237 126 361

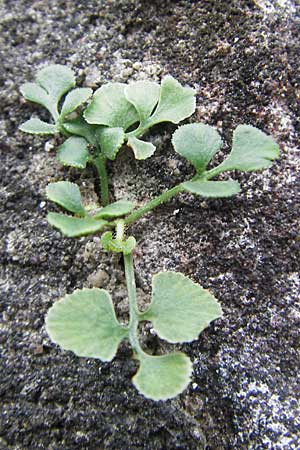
35 64 75 104
57 136 90 169
46 288 127 361
60 88 92 119
19 118 57 135
124 80 160 122
62 116 97 144
182 180 241 198
83 76 196 161
146 76 196 127
172 123 222 173
96 127 125 160
127 136 156 160
20 65 80 130
101 232 136 255
20 82 57 119
133 352 192 401
84 83 139 130
141 272 222 343
94 200 135 219
46 181 86 215
172 123 279 180
209 125 280 175
47 212 107 237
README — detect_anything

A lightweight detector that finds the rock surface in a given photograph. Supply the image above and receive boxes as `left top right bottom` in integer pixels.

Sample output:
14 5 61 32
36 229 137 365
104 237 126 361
0 1 299 449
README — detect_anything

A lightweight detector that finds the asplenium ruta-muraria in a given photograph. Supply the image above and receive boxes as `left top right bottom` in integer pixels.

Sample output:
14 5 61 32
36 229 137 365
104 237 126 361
19 65 195 207
19 65 280 401
83 76 195 160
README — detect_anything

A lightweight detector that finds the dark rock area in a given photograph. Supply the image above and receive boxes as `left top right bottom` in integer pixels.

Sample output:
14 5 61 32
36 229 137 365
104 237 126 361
0 1 299 449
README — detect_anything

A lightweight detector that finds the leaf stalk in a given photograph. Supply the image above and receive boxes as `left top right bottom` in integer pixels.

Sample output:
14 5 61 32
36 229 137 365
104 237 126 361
204 166 224 180
124 183 184 226
93 153 109 207
124 252 144 357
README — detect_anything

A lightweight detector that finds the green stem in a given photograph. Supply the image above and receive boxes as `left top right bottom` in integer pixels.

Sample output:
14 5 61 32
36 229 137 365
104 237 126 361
124 183 184 226
125 119 150 139
51 106 60 123
204 165 224 180
124 252 144 356
126 126 147 139
93 154 109 207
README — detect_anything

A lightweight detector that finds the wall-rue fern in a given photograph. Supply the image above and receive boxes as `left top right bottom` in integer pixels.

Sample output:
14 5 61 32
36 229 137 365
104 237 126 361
19 65 279 401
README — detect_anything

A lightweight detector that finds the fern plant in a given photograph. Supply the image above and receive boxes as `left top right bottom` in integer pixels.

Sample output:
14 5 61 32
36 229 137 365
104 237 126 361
19 65 279 400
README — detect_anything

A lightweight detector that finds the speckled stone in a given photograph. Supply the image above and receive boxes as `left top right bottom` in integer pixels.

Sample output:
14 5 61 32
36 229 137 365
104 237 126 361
0 1 299 449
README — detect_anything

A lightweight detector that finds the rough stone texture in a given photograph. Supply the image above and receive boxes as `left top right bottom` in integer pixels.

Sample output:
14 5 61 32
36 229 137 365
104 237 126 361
0 0 299 449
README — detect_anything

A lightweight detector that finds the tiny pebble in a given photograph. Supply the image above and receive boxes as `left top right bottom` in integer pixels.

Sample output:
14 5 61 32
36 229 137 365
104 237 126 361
88 269 109 287
44 141 54 152
133 62 142 70
33 345 44 355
